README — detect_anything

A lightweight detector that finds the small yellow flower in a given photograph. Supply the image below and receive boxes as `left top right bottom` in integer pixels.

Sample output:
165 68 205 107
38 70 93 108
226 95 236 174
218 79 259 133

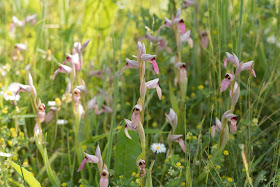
216 165 221 169
242 168 246 172
131 172 136 176
79 185 84 187
227 177 233 182
130 181 135 184
0 82 3 87
8 140 13 146
125 70 130 75
136 179 140 184
119 175 123 179
19 132 24 137
147 114 152 120
191 92 196 98
196 124 201 129
23 160 29 167
161 95 166 100
20 69 26 75
13 156 18 161
60 89 64 94
213 30 217 35
198 85 204 90
2 108 8 114
181 182 186 186
117 125 122 131
157 166 161 169
223 150 229 156
193 136 197 140
152 122 157 128
249 31 254 37
216 98 221 103
135 173 139 178
61 182 67 187
228 43 233 48
55 98 62 107
208 155 212 159
82 145 87 150
116 115 121 119
187 136 192 140
125 102 131 106
176 162 181 167
10 128 16 132
252 118 258 124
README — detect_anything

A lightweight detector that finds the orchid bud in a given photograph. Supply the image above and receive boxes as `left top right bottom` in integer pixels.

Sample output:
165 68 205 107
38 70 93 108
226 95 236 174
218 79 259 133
124 119 136 140
95 144 103 173
145 79 162 100
53 64 72 80
77 152 99 172
169 134 186 153
229 117 238 133
181 31 193 48
200 31 208 48
230 82 240 107
120 58 139 75
45 107 57 124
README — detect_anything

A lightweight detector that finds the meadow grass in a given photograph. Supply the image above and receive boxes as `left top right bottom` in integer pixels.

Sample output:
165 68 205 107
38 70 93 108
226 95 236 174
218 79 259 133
0 0 279 186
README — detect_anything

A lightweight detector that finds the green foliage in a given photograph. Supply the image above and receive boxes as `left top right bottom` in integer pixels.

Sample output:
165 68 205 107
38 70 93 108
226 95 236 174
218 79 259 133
114 126 141 179
10 161 41 187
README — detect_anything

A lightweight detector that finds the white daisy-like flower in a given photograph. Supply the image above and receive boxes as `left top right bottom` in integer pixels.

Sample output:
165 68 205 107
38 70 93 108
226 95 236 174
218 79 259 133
0 152 12 157
3 82 21 101
267 36 276 44
48 101 56 106
57 119 68 125
151 143 166 154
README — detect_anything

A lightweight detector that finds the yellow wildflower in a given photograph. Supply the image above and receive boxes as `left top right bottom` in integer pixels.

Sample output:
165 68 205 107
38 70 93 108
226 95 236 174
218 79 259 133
136 179 140 184
228 43 233 48
119 175 123 179
227 177 233 182
2 108 8 114
8 140 13 146
181 182 186 186
55 98 62 107
131 172 136 176
196 124 201 129
61 182 67 187
152 122 157 128
223 150 229 156
193 136 197 140
161 95 166 100
13 156 18 161
191 92 196 98
198 85 204 90
82 145 87 150
117 125 122 131
216 165 221 170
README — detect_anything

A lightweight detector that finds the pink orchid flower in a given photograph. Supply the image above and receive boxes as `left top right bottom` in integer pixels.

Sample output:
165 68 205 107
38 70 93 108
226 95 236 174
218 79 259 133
124 119 136 140
137 159 146 177
223 52 256 77
165 108 178 130
175 62 187 83
200 31 209 48
230 82 240 107
220 73 235 92
141 54 159 74
169 134 186 153
182 0 195 8
145 78 162 100
210 117 222 138
100 168 109 187
120 58 139 75
38 102 46 123
131 104 142 128
53 64 72 80
16 73 37 98
77 152 99 172
181 30 193 48
158 8 186 35
45 107 57 124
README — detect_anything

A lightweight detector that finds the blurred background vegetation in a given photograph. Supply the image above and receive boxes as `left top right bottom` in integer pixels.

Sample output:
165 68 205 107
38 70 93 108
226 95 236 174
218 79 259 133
0 0 280 186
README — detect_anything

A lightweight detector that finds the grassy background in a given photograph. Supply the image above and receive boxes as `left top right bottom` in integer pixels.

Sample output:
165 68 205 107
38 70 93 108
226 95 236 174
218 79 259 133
0 0 279 186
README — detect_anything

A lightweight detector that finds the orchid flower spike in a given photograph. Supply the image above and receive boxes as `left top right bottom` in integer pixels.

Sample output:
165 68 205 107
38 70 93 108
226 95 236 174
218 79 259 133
169 134 186 153
137 159 146 177
124 119 136 140
38 102 46 123
240 61 256 77
165 108 178 130
175 62 187 83
145 78 162 100
220 73 235 92
223 52 239 68
200 31 209 48
181 30 193 48
211 117 222 138
53 64 72 80
77 152 99 172
141 54 159 74
131 104 142 128
120 58 139 75
66 53 81 71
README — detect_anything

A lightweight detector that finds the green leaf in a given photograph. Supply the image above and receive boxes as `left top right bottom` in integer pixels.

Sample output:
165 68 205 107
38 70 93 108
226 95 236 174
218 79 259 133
10 161 41 187
114 126 141 179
